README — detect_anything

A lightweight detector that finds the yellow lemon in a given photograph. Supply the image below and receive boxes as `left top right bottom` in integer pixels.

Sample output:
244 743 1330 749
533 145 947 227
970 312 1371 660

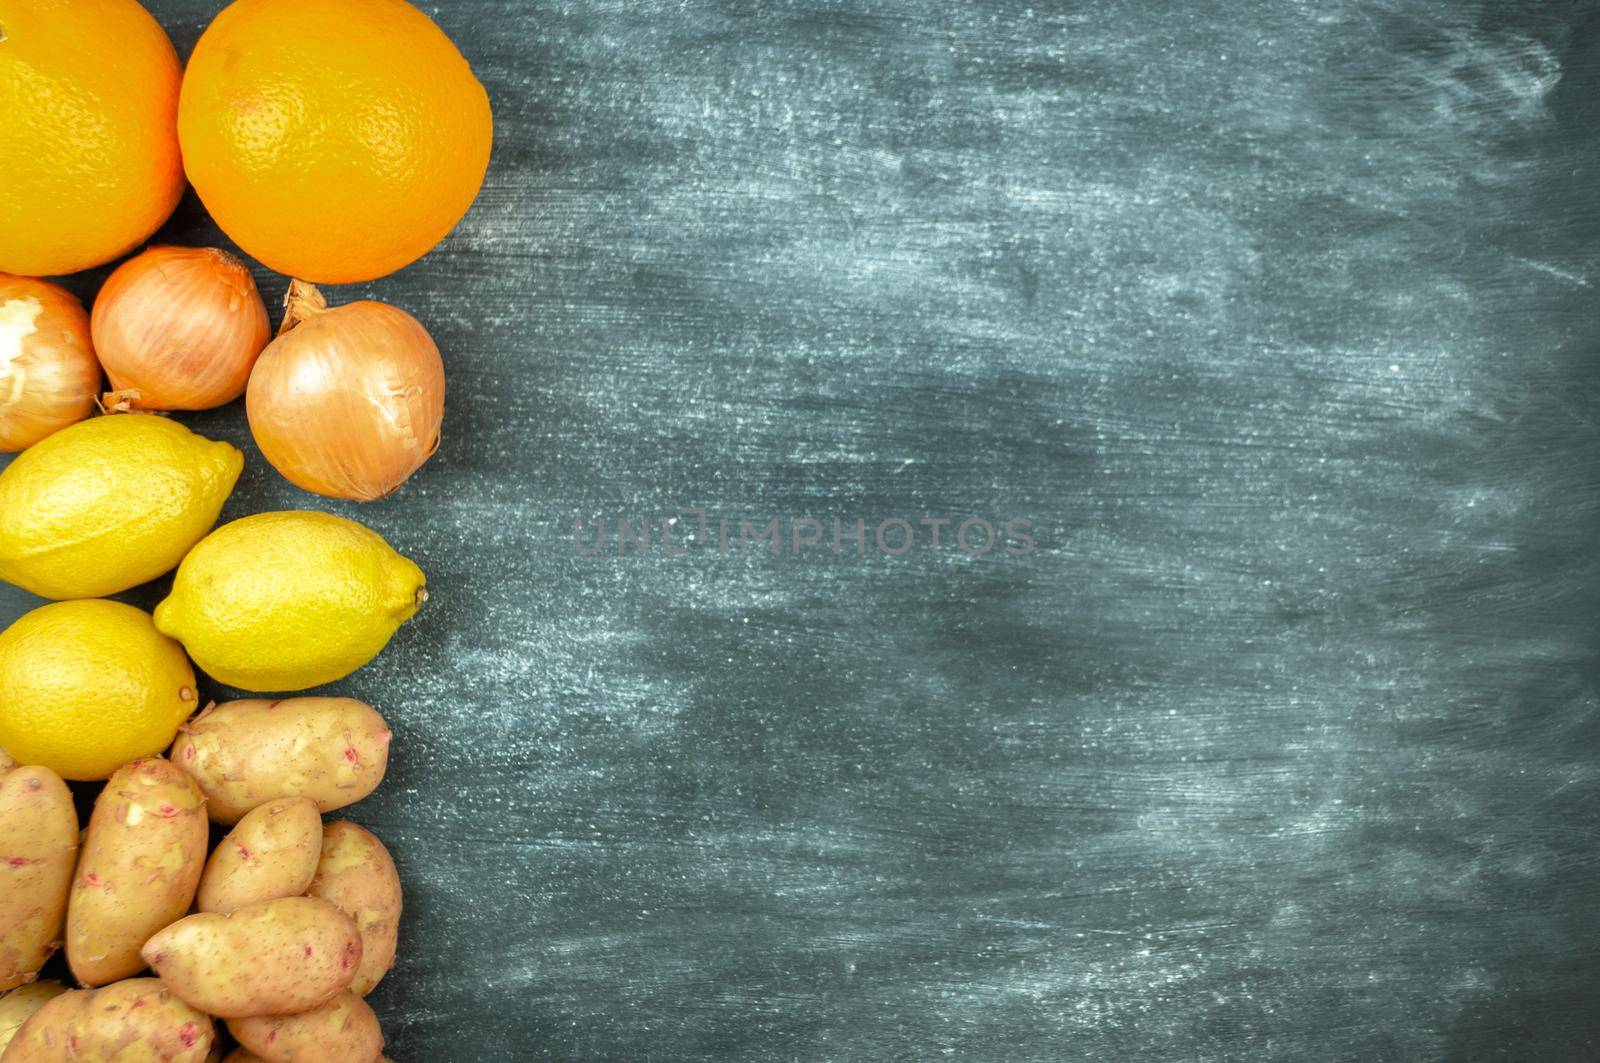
0 600 199 781
0 415 243 600
154 510 426 692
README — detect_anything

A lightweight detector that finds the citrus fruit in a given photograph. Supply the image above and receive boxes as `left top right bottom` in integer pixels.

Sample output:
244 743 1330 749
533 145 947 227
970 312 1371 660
154 510 427 691
0 600 199 781
0 415 243 600
0 0 185 277
178 0 494 284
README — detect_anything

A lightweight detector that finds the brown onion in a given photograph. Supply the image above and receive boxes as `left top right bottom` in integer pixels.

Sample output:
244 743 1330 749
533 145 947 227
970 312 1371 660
0 275 102 452
247 281 445 502
92 245 271 411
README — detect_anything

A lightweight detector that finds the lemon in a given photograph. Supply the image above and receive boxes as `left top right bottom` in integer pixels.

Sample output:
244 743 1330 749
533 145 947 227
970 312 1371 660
0 600 199 781
154 510 426 692
0 415 243 600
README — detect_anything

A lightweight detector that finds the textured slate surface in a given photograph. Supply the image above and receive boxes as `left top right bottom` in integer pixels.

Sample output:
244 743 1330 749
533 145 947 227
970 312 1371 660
4 0 1600 1059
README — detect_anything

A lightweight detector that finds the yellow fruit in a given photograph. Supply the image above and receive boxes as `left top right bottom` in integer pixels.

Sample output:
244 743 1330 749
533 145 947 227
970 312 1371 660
0 415 243 600
177 0 494 283
0 600 198 781
154 511 426 691
0 0 185 277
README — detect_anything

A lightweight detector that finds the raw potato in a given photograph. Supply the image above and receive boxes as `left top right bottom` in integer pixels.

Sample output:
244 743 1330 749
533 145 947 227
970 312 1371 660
141 896 361 1018
66 758 208 987
198 798 323 914
308 821 403 995
0 746 14 775
0 767 78 991
0 982 67 1056
224 1055 392 1063
2 978 213 1062
172 697 391 824
228 990 384 1063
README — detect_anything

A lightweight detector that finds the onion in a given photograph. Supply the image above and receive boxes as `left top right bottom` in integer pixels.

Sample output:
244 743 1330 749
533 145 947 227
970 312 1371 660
92 246 271 411
247 281 446 502
0 275 102 452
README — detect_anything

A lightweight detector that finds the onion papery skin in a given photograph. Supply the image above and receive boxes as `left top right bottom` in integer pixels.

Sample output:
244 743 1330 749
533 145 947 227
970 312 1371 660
247 289 445 502
91 246 271 411
0 275 103 452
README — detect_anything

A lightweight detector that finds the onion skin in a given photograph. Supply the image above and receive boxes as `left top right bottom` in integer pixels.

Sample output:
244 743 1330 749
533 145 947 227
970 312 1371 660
0 275 102 452
92 246 270 411
247 283 445 502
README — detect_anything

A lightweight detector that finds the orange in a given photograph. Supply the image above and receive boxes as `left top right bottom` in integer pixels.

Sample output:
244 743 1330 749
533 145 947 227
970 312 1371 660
0 0 184 278
178 0 494 284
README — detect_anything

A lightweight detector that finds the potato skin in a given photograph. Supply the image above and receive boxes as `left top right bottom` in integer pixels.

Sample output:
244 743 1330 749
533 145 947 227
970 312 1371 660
141 896 361 1019
172 698 391 824
228 990 384 1063
223 1054 392 1063
307 821 402 995
0 746 14 775
198 798 323 914
3 978 213 1062
66 758 208 987
0 767 78 991
0 982 67 1056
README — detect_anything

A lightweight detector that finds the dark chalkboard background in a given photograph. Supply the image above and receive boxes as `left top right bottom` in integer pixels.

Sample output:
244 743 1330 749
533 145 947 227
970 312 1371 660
4 1 1600 1059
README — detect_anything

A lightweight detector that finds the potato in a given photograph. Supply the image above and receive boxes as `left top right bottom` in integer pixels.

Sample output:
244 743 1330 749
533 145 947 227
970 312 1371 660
66 758 208 987
0 746 14 775
0 767 77 991
0 982 67 1056
224 1054 392 1063
198 798 323 914
141 896 361 1018
3 978 213 1062
307 821 402 995
172 698 391 824
228 990 384 1063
